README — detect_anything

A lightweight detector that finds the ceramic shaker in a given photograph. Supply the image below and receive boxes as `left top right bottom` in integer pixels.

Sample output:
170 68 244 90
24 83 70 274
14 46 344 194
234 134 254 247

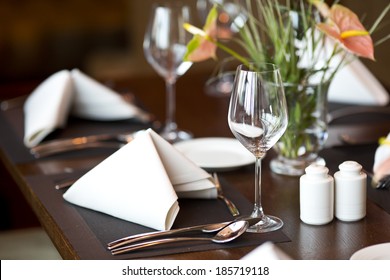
334 161 367 222
300 164 334 225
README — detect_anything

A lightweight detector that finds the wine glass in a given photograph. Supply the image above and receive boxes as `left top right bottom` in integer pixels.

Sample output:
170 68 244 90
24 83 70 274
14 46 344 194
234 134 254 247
228 63 288 233
143 2 193 143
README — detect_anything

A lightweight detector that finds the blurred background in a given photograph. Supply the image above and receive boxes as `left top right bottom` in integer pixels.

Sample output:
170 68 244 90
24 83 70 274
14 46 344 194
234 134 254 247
0 0 389 87
0 0 214 86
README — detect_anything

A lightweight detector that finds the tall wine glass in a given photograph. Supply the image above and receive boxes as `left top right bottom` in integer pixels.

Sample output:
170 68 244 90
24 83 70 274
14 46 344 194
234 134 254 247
228 63 288 233
143 3 193 143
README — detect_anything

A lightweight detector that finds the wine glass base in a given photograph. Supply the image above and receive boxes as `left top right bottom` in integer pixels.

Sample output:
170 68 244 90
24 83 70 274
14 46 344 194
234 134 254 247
160 129 193 143
247 215 283 233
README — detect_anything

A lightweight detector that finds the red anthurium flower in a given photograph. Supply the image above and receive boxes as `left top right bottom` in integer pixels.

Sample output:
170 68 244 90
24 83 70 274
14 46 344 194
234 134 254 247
183 5 218 62
316 4 375 60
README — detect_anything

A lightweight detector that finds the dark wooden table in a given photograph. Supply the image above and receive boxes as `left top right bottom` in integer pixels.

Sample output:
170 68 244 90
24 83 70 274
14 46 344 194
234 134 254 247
1 73 390 260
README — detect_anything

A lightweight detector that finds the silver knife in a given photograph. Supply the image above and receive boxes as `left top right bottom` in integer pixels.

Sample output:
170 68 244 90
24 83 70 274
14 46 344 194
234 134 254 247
30 130 144 158
107 216 260 251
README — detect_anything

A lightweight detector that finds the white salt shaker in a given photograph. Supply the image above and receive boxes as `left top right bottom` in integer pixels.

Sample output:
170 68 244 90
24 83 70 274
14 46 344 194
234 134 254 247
334 161 367 222
300 164 334 225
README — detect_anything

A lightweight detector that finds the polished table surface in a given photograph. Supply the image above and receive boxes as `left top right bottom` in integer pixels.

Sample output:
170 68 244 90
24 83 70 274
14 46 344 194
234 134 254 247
1 73 390 260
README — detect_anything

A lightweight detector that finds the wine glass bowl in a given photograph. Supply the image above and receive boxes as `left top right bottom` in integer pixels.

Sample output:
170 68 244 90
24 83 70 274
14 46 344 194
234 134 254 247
228 63 288 233
143 3 193 143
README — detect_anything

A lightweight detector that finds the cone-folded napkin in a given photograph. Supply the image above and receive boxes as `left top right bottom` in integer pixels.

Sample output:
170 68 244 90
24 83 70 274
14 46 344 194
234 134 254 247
63 129 217 230
23 69 147 147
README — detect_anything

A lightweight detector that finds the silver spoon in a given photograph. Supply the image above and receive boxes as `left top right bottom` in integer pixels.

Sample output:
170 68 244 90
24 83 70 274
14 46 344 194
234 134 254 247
107 217 260 250
107 221 231 250
110 220 249 255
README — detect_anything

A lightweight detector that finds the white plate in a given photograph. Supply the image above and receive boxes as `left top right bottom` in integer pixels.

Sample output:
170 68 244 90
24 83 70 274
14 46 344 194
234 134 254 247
173 137 255 171
350 243 390 260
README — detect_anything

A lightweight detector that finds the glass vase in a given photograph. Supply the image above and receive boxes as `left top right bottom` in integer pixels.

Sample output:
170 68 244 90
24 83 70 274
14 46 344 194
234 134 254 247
270 81 330 176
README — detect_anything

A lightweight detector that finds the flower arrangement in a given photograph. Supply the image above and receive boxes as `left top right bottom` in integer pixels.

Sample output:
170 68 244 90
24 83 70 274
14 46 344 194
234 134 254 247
183 0 390 175
184 0 389 84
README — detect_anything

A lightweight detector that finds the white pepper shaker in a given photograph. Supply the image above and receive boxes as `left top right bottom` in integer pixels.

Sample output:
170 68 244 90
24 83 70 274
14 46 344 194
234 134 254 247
300 164 334 225
334 161 367 222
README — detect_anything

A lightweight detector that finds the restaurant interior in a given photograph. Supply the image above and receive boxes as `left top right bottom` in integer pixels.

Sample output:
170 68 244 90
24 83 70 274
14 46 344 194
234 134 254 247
0 0 389 260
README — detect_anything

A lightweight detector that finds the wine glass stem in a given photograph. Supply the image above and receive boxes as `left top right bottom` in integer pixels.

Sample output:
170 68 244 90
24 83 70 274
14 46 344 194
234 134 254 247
165 80 177 132
252 157 265 218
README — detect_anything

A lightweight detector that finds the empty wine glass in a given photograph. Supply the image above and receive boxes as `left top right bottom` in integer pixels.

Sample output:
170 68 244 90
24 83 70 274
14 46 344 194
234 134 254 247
228 63 288 233
143 2 193 143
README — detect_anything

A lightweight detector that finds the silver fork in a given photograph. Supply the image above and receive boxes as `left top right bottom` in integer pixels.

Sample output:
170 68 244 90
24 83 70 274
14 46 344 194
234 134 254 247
213 172 240 216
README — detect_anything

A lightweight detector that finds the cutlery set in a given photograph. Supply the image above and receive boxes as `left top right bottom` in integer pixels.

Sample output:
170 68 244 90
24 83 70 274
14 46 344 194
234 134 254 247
107 217 259 255
54 172 247 255
42 133 245 254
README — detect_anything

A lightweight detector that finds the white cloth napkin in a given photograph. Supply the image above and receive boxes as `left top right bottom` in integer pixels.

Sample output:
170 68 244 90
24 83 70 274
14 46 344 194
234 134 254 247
23 70 74 148
241 242 292 260
63 129 217 230
373 132 390 183
328 59 389 106
23 69 148 148
298 30 389 106
70 69 148 121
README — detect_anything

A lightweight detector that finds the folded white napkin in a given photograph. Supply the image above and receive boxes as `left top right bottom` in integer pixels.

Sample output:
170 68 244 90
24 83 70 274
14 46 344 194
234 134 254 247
63 129 217 230
328 59 389 106
298 30 389 106
23 69 148 148
373 132 390 183
241 242 292 260
70 69 147 121
23 70 74 148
